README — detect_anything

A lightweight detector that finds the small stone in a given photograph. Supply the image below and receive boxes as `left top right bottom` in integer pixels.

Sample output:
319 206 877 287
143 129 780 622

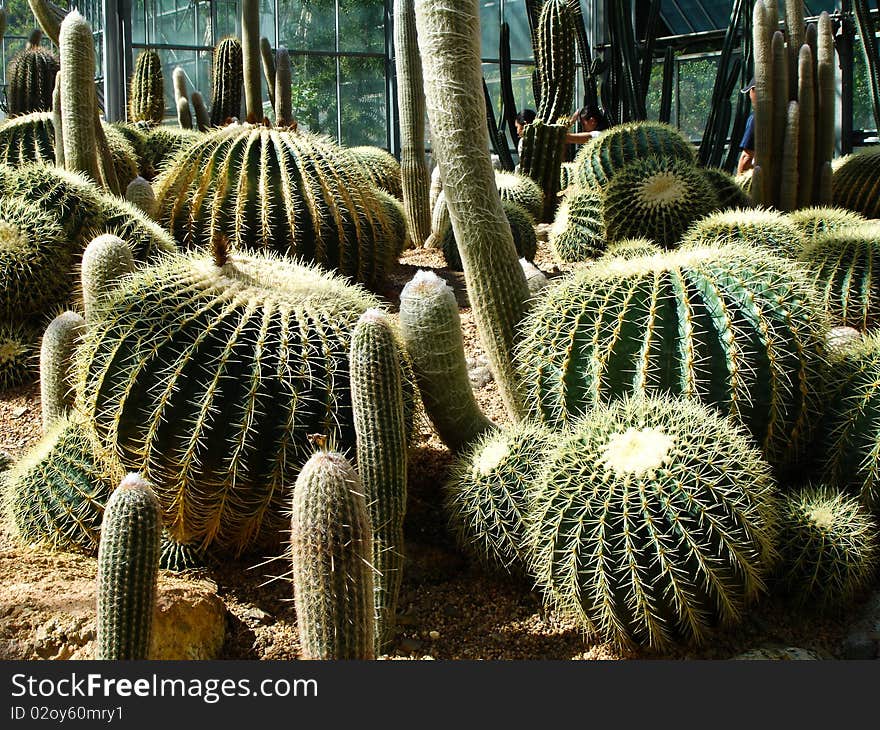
12 406 27 418
468 366 493 389
429 630 440 640
399 637 423 653
244 606 272 624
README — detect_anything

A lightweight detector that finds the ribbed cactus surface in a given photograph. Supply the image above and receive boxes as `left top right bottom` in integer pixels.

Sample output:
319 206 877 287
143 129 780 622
6 41 59 116
0 323 39 391
40 310 86 430
441 199 536 271
154 124 396 287
549 188 605 262
701 167 753 211
350 309 407 653
787 206 867 242
4 416 118 553
515 245 828 469
535 0 575 124
798 223 880 331
681 208 804 256
74 249 385 554
832 145 880 219
526 396 779 651
290 450 376 660
96 473 161 660
603 157 718 248
128 50 165 125
348 145 404 200
494 171 544 219
601 238 663 261
210 37 243 126
573 121 697 189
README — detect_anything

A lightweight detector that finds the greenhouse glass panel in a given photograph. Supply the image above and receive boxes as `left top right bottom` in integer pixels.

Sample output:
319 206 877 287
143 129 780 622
339 0 385 54
279 0 337 52
503 0 534 61
481 0 501 59
340 54 387 146
288 52 338 135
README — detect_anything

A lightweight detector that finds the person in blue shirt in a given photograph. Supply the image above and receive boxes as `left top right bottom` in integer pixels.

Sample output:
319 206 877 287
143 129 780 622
738 77 757 174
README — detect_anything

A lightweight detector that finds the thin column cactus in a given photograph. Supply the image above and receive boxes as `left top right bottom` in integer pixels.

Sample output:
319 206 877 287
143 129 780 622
241 0 262 122
40 311 85 432
210 37 243 126
274 47 292 127
394 0 432 246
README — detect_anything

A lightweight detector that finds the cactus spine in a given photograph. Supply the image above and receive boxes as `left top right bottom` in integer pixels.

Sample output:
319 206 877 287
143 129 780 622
40 311 85 431
394 0 432 247
6 31 59 116
210 38 243 126
349 309 407 653
414 0 530 419
241 0 262 122
59 12 101 185
96 473 161 660
290 451 376 660
129 50 165 125
80 235 135 322
274 47 292 127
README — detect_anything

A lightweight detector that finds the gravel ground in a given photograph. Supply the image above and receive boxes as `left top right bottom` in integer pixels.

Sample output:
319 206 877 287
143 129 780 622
0 239 873 661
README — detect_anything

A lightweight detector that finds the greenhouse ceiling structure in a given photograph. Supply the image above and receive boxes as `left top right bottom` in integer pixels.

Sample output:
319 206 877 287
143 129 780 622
0 1 876 154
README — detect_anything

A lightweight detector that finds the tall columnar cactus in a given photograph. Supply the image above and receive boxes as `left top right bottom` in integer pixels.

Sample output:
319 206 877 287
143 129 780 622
80 234 135 320
441 199 536 271
40 311 85 431
681 207 804 256
6 32 59 116
128 50 165 126
534 0 575 123
59 11 101 185
260 37 276 109
241 0 261 122
399 270 494 452
210 37 243 126
798 223 880 331
0 195 71 321
274 47 292 127
751 2 835 208
154 125 397 288
572 121 697 189
819 331 880 510
4 416 119 553
349 309 408 653
526 396 779 651
176 96 192 130
191 91 210 132
602 157 719 248
447 420 557 573
73 244 411 555
394 0 432 247
775 485 878 612
290 450 376 660
831 146 880 219
96 473 162 661
515 245 828 469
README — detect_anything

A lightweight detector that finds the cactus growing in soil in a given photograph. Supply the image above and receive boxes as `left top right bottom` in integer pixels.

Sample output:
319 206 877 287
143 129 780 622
818 331 880 510
447 421 557 573
128 50 165 126
4 416 119 553
441 199 536 271
798 223 880 331
775 485 878 611
787 206 867 242
526 396 779 651
210 37 243 126
0 323 40 391
602 157 719 248
831 145 880 220
515 245 828 469
74 244 393 554
6 31 59 116
573 121 697 189
548 187 604 262
290 450 376 660
96 473 161 660
680 208 804 256
393 0 431 246
0 196 71 321
154 124 397 288
348 146 403 200
350 309 408 653
40 311 85 431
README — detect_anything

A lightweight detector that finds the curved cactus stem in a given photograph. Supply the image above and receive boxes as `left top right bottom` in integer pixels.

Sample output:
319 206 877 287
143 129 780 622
52 71 63 167
274 47 292 127
40 311 85 432
191 90 210 131
27 0 64 45
176 96 193 129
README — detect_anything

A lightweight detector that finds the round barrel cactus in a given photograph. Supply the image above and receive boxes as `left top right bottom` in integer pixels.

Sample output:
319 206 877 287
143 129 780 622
775 484 878 612
681 208 804 256
549 187 604 262
701 167 753 210
602 157 719 248
153 124 397 287
573 121 697 189
347 145 403 199
526 396 779 651
6 39 59 116
494 171 544 219
74 248 393 554
832 145 880 219
0 322 40 391
515 245 829 469
798 223 880 331
786 206 866 242
601 237 662 261
441 199 536 271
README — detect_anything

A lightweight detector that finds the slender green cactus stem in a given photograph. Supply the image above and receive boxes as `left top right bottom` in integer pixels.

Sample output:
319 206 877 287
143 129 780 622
780 100 799 211
51 71 63 167
274 47 292 127
290 451 376 660
784 0 804 100
125 176 158 219
350 309 408 654
399 270 495 451
414 0 529 420
80 234 135 321
40 311 85 432
191 91 210 131
27 0 64 45
816 11 834 204
260 37 276 109
176 96 192 129
96 473 161 660
771 31 787 204
394 0 432 246
241 0 261 122
797 44 815 209
752 0 773 205
172 66 188 102
59 11 101 185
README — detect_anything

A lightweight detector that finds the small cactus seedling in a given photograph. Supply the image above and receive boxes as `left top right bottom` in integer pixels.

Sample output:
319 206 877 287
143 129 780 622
96 473 162 660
